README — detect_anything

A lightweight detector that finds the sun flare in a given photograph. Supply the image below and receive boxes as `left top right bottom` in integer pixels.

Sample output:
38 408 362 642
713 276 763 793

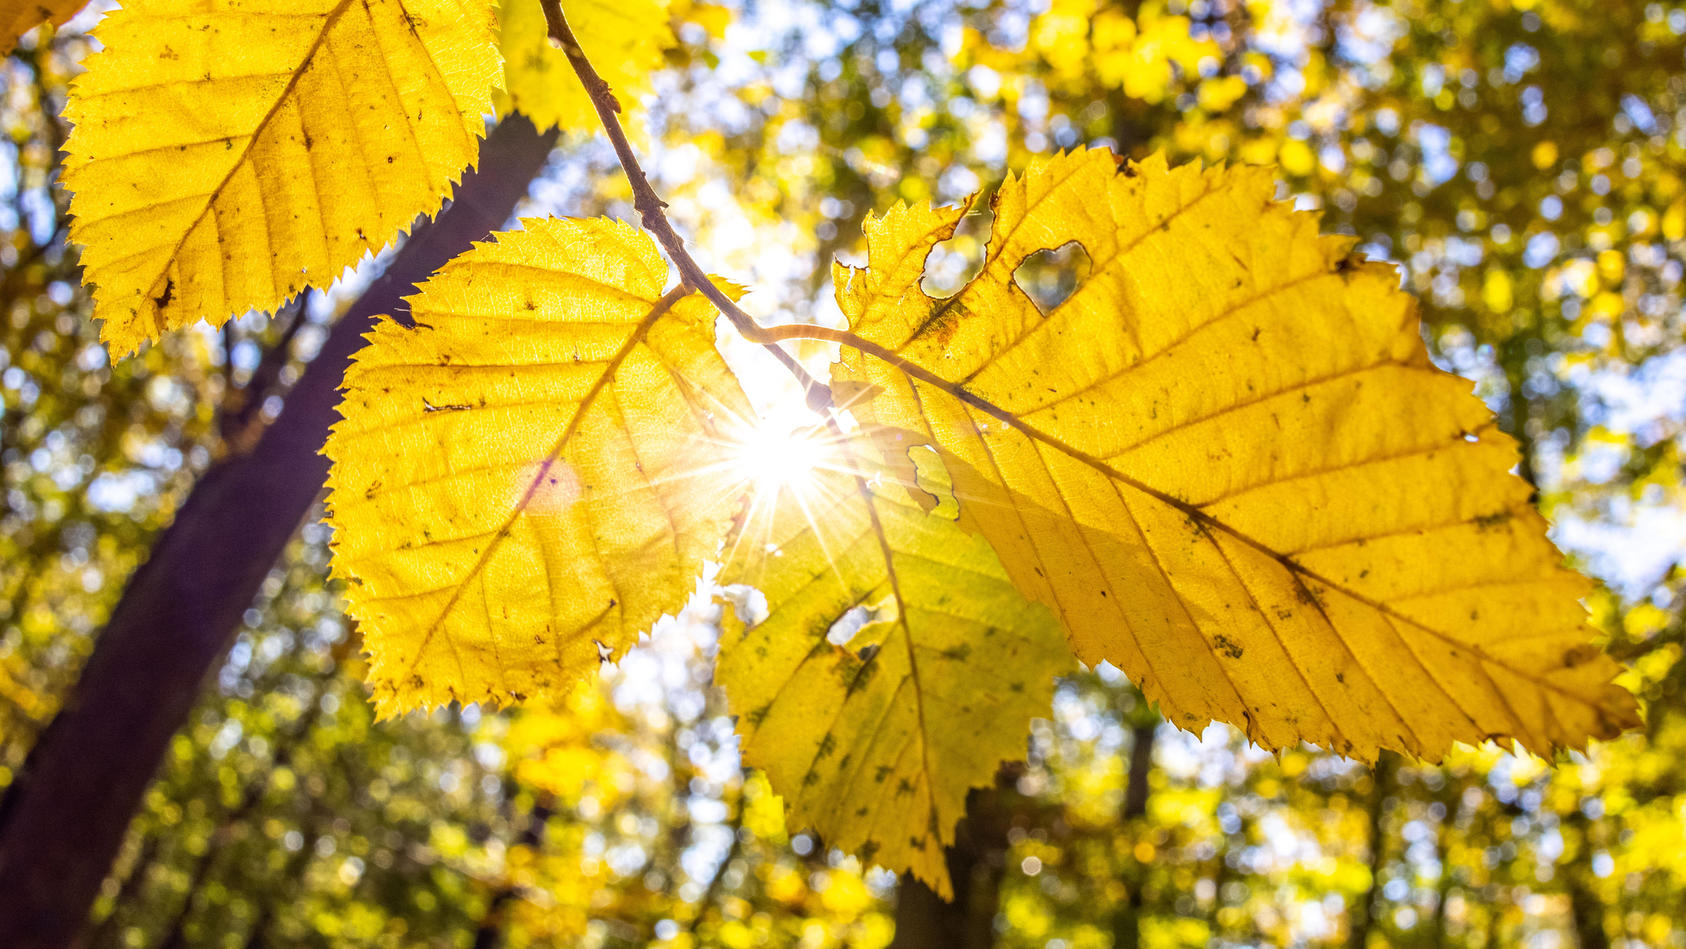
728 415 833 495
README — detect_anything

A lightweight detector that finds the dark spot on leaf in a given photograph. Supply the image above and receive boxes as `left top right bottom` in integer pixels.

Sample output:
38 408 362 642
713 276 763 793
1213 633 1244 659
1473 510 1512 532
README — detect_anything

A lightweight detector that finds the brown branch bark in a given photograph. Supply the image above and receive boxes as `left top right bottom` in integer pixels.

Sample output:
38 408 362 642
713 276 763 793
0 115 558 949
538 0 828 410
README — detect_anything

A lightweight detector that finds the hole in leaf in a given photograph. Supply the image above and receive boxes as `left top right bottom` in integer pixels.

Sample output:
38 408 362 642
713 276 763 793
919 205 995 299
721 584 768 626
908 445 959 520
827 605 875 647
1013 241 1092 315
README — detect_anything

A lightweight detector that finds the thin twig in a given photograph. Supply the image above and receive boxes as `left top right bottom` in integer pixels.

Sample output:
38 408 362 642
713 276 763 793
539 0 831 410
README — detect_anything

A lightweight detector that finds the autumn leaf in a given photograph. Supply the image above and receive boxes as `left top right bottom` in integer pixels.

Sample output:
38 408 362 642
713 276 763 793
0 0 87 50
325 217 750 715
828 148 1640 761
718 430 1067 897
500 0 674 133
63 0 502 355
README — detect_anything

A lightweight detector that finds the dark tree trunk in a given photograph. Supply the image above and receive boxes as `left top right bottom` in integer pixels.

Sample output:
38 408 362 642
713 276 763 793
890 846 1000 949
1110 721 1159 949
1563 808 1611 949
0 116 557 949
890 779 1018 949
1348 751 1397 949
891 851 984 949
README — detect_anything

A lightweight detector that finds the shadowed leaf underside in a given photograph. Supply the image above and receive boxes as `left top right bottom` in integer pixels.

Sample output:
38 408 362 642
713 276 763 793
718 439 1068 897
0 0 86 50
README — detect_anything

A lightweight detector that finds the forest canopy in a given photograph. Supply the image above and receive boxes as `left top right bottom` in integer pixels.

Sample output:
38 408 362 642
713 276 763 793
0 0 1681 947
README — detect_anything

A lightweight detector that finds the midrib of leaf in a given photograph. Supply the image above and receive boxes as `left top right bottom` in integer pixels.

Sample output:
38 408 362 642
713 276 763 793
129 0 355 335
399 285 694 682
772 323 1610 717
851 461 941 843
130 0 465 340
1194 517 1387 751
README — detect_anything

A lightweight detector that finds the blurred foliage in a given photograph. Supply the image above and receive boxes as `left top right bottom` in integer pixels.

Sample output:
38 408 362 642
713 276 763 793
0 0 1683 945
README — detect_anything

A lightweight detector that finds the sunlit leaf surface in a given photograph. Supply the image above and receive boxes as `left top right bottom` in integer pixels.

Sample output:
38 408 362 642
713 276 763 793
832 148 1640 760
326 218 750 715
499 0 674 132
64 0 500 354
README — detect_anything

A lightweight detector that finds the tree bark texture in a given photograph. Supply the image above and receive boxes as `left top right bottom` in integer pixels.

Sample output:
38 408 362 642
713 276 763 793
0 115 558 949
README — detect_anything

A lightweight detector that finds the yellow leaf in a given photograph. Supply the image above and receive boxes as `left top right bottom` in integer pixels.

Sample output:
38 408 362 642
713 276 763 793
819 870 874 917
1596 248 1626 283
500 0 674 132
325 217 750 715
1663 198 1686 242
739 770 788 841
0 0 86 50
718 433 1066 896
1482 269 1514 313
1030 0 1097 79
1197 74 1248 112
1279 138 1317 176
672 0 731 38
830 148 1639 761
1587 290 1625 321
64 0 502 355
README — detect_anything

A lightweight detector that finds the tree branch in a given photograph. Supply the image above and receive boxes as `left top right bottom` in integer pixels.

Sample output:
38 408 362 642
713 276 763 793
539 0 831 411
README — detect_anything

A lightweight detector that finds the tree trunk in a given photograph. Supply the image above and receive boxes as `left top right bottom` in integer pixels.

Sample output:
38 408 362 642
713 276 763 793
1563 808 1611 949
0 115 557 949
890 780 1017 949
1110 721 1158 949
1347 751 1397 949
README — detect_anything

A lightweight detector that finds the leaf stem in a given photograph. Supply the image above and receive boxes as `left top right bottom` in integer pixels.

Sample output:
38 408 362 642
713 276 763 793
540 0 832 410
